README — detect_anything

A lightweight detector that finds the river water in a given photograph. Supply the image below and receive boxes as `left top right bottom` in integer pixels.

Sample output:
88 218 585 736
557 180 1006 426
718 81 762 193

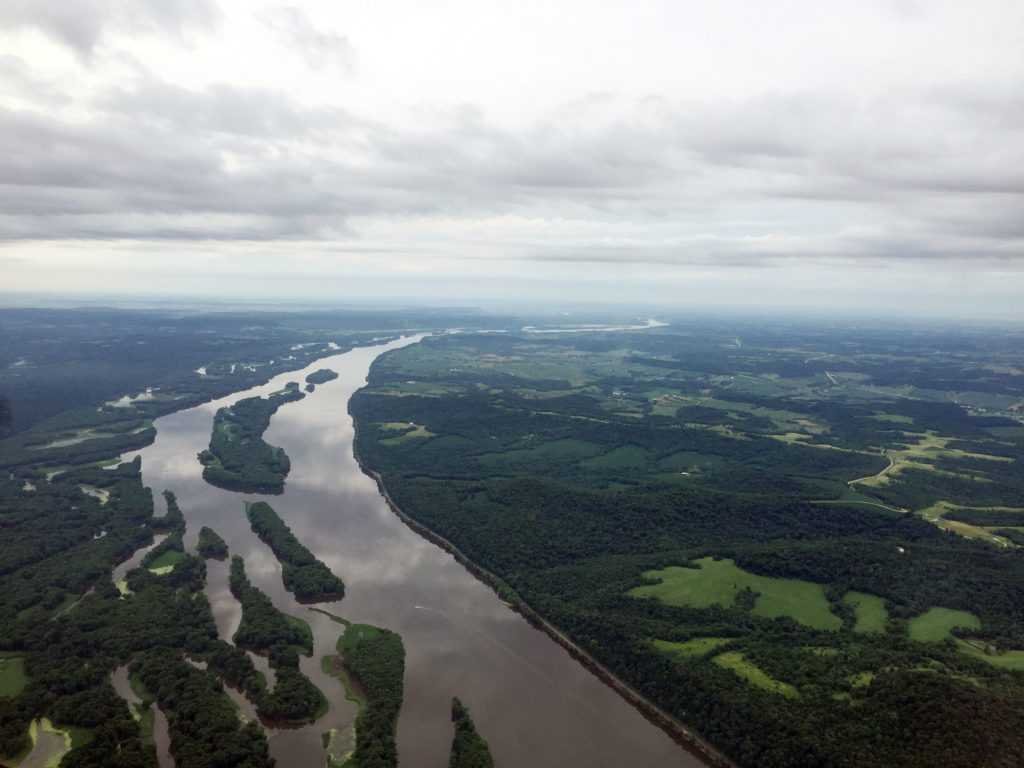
126 335 707 768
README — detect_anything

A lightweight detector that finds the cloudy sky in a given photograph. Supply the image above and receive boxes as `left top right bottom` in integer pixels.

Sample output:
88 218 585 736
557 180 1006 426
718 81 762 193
2 0 1023 317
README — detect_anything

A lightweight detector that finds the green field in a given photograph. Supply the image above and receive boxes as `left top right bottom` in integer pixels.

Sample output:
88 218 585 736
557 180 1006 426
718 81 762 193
653 637 732 658
957 640 1024 670
712 652 800 698
843 591 888 633
631 557 842 631
908 607 981 642
147 550 184 571
581 444 650 470
657 451 726 473
0 654 28 697
477 438 601 466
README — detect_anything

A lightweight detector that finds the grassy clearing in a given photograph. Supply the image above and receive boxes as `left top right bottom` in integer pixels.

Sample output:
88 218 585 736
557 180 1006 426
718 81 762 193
631 557 842 631
853 431 1012 491
653 637 732 658
0 655 28 698
146 550 184 571
956 640 1024 670
848 671 875 688
712 652 799 698
477 438 601 466
870 413 914 424
379 424 435 444
918 501 1024 545
843 592 888 633
908 607 981 642
581 444 650 470
657 451 726 473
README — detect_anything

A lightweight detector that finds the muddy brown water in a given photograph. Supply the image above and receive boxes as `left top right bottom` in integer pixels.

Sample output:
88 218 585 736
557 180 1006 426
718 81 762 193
124 335 708 768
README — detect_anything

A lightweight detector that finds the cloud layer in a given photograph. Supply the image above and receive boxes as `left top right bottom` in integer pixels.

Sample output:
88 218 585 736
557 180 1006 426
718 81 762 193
2 0 1023 314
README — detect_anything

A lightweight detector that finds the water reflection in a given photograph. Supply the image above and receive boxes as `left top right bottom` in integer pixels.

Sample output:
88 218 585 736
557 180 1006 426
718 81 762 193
129 336 707 768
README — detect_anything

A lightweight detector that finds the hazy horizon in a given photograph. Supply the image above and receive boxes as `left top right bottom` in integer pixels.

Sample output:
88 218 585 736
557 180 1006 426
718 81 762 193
3 1 1023 319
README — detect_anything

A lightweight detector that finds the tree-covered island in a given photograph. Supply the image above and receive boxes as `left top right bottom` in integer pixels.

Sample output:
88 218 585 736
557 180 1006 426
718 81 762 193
198 383 305 493
246 501 346 601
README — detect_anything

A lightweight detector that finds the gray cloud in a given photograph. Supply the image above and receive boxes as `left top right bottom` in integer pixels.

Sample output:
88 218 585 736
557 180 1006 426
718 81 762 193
262 6 354 72
0 0 219 59
1 62 1022 267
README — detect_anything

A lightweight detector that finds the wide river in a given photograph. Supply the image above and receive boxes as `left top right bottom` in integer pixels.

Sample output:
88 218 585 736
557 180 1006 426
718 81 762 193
126 335 708 768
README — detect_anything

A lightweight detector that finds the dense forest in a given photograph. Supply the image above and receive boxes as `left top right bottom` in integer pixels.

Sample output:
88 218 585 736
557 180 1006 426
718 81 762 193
338 627 405 768
4 307 1024 768
352 324 1024 768
245 501 345 601
199 385 305 493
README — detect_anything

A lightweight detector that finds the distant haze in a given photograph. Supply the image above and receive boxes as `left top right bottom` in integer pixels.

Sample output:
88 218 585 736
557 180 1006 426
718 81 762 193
2 1 1023 319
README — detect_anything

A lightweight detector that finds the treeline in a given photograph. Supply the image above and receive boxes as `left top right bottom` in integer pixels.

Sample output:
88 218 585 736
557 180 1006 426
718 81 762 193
343 628 405 768
199 385 305 493
246 501 345 601
449 697 493 768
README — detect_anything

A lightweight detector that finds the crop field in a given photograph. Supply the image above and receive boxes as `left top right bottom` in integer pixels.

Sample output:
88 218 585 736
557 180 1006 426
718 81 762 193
631 557 842 631
908 607 981 643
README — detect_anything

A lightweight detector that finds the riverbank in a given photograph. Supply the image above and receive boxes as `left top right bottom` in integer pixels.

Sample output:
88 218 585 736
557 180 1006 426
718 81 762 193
351 431 735 768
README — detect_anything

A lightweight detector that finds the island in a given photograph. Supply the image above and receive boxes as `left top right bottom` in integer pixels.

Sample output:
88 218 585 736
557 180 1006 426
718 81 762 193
246 501 346 601
198 384 305 493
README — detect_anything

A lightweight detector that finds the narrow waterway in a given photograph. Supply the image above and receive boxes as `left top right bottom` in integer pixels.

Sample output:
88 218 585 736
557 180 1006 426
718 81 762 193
127 335 707 768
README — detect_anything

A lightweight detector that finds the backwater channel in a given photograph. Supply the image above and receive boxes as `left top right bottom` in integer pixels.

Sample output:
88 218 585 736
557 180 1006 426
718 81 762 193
124 335 707 768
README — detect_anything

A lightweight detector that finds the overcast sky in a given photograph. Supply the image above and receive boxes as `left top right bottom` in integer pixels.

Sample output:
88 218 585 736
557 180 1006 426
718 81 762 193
2 0 1023 318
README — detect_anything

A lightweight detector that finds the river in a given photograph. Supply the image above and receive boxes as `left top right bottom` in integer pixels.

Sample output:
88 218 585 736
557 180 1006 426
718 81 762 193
126 335 708 768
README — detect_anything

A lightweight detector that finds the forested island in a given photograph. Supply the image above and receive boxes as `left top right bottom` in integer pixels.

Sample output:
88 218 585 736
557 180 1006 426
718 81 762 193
306 368 339 385
196 526 229 558
449 697 494 768
352 323 1024 768
199 384 305 493
323 620 405 768
246 501 346 601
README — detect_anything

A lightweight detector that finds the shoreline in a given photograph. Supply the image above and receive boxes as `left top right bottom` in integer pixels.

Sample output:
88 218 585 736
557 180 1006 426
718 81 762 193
350 425 736 768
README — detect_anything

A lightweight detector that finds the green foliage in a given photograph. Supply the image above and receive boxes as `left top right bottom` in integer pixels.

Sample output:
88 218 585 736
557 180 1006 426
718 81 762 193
306 369 339 385
0 656 28 699
449 697 493 768
228 556 313 657
631 558 842 630
342 628 404 768
908 608 982 643
200 387 304 493
196 526 229 558
245 501 345 601
132 648 273 768
354 326 1024 768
